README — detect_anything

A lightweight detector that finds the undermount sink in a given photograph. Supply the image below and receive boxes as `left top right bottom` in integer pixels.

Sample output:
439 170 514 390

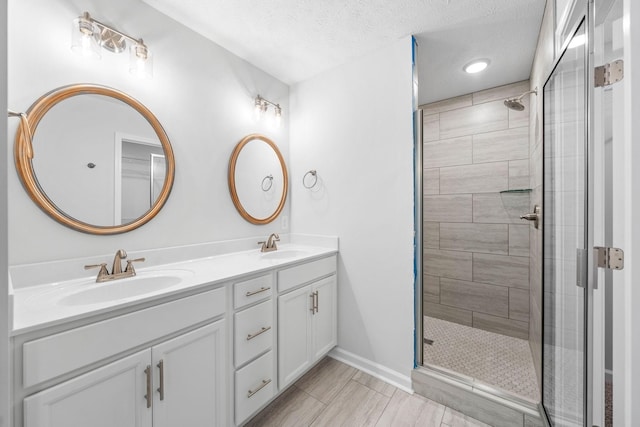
260 249 310 260
58 270 194 306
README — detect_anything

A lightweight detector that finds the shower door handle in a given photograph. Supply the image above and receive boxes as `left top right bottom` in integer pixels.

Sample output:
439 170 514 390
520 205 540 229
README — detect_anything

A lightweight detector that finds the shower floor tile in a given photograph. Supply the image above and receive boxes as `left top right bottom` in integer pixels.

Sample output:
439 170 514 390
424 315 540 403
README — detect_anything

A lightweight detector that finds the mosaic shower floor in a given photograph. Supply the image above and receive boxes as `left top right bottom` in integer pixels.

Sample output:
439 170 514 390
424 316 540 403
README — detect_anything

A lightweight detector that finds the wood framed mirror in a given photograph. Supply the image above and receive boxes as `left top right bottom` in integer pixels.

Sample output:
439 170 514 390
13 84 175 234
228 134 288 225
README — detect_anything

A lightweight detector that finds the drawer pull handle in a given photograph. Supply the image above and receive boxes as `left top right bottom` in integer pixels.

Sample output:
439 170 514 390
310 291 319 314
157 360 165 401
144 365 152 409
247 378 272 398
247 326 272 341
245 286 271 297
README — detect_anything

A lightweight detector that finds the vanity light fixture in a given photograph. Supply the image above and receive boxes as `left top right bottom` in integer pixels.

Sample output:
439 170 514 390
463 59 490 74
254 95 283 128
71 12 153 79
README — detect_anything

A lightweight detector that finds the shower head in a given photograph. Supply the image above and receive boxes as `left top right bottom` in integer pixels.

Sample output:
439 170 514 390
504 88 538 111
504 99 526 111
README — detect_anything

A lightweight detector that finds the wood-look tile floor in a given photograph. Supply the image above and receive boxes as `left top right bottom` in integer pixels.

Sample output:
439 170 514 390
245 357 492 427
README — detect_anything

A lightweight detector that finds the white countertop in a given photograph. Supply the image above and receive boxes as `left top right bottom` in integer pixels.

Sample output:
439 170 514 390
11 243 337 335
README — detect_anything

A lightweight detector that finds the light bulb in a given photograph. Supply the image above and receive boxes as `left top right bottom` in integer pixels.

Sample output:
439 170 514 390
463 59 489 74
274 105 282 128
129 42 153 79
71 13 101 59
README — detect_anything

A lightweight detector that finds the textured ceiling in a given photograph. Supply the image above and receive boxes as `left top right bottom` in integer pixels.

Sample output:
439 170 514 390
141 0 546 104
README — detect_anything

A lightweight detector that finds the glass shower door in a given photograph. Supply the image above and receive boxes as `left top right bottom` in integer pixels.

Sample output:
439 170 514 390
542 20 587 427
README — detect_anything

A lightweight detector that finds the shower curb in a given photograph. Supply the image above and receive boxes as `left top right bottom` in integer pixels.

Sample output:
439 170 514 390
412 367 544 427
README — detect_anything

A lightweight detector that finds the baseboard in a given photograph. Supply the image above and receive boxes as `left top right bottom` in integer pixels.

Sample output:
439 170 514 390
328 347 413 393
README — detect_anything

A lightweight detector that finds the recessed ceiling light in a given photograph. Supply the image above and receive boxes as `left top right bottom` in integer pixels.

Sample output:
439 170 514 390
463 59 490 74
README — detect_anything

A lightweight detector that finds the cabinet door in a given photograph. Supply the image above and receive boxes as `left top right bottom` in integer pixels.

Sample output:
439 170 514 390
278 285 312 388
24 350 152 427
312 275 337 361
152 320 226 427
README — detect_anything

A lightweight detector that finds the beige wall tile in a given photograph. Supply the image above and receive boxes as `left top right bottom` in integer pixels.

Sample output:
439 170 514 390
509 224 530 257
424 302 473 326
440 223 509 255
424 136 473 168
440 162 509 194
424 274 440 302
423 248 473 281
423 222 440 248
420 94 472 115
509 104 530 128
473 193 530 224
423 168 439 195
423 113 440 142
473 253 529 288
439 101 508 139
473 312 529 340
473 127 529 163
472 80 530 105
509 159 531 190
440 278 509 318
509 288 530 322
424 195 472 223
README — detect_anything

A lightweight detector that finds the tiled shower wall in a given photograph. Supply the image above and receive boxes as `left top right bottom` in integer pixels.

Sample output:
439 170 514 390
421 80 532 340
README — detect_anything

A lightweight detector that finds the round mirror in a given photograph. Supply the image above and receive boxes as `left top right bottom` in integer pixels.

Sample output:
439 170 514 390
14 84 175 234
228 134 288 224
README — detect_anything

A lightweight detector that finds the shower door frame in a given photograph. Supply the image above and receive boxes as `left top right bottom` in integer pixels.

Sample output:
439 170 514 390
540 8 595 426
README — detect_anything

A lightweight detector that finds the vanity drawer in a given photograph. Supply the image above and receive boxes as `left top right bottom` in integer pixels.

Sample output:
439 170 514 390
235 300 273 367
234 274 273 309
235 350 274 425
278 255 337 293
22 286 225 389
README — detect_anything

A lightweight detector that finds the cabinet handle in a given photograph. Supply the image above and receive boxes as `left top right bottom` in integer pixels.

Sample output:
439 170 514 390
157 360 165 401
315 291 319 313
247 378 272 398
245 286 271 297
310 293 316 314
144 365 152 409
246 326 272 341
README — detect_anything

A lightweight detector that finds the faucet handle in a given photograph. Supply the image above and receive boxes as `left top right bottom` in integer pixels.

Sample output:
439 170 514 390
125 258 146 274
84 263 109 282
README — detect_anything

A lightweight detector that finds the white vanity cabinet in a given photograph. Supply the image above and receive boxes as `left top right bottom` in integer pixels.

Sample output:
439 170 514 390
19 288 227 427
24 349 152 427
232 273 276 425
278 257 337 389
23 321 226 427
13 246 339 427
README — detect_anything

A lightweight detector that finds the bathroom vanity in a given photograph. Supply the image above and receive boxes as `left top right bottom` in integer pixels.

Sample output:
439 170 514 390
9 239 338 427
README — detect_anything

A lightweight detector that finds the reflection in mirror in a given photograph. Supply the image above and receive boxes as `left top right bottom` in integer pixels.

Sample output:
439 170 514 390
228 134 288 224
13 84 175 234
32 95 163 226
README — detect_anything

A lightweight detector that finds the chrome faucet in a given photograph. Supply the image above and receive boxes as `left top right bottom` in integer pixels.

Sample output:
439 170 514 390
258 233 280 252
85 249 146 283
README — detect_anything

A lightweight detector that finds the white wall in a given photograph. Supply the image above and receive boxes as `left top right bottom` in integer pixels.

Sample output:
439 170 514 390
1 2 9 425
7 0 290 264
289 37 415 386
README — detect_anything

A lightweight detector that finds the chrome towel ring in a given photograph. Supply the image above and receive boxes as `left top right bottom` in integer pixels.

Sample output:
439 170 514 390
303 170 318 189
